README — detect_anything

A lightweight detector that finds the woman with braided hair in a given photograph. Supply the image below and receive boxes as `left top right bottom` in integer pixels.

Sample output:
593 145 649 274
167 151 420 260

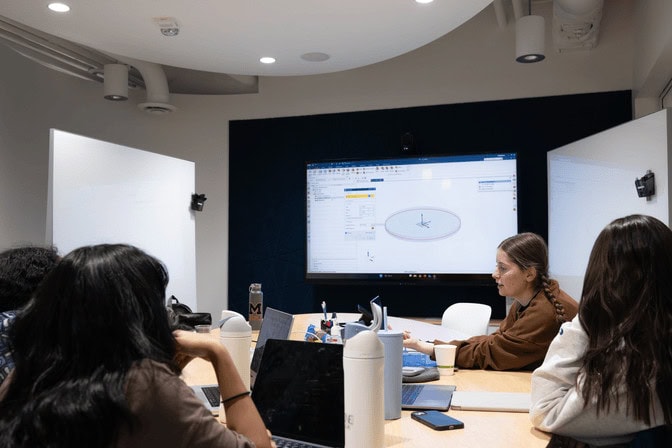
403 232 578 370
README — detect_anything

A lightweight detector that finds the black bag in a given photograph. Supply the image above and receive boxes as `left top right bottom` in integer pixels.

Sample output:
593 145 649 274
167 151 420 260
167 295 212 331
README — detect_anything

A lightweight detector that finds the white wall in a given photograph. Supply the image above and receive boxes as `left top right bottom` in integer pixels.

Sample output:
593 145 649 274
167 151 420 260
633 0 672 116
1 0 669 318
548 109 671 300
48 130 197 310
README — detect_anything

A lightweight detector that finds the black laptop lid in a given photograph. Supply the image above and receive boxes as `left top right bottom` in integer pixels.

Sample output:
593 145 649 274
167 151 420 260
251 339 345 447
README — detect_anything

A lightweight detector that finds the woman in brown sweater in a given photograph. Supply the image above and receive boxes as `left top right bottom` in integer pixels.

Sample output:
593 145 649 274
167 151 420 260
404 232 578 370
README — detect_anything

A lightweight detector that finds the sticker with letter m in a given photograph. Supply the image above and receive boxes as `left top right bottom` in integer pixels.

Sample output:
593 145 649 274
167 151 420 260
249 303 262 314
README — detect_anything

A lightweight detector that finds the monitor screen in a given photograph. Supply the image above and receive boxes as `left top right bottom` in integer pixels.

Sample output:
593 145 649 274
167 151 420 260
306 152 518 283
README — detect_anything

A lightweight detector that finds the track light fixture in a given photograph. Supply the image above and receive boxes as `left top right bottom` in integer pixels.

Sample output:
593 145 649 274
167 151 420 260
103 63 129 100
516 0 545 63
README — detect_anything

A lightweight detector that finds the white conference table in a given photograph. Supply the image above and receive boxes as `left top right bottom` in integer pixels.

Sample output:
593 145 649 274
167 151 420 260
181 313 550 448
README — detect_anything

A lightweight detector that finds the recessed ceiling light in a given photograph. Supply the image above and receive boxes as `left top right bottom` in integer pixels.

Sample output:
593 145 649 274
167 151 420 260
301 52 330 62
260 57 276 64
48 3 71 13
416 0 434 4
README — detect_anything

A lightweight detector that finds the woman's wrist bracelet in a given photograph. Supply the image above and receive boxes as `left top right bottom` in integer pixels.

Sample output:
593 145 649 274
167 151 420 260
221 390 250 406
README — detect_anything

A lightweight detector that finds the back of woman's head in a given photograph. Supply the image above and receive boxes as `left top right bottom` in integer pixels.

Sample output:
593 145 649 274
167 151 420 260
14 244 175 373
580 214 672 424
1 244 176 447
581 214 672 337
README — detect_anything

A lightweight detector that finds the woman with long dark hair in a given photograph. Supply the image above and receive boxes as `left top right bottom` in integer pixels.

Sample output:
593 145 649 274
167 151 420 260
531 215 672 446
0 244 273 448
404 232 578 370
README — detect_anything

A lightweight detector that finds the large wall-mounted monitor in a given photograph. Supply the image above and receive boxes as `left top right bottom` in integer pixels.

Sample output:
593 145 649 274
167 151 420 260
306 153 518 283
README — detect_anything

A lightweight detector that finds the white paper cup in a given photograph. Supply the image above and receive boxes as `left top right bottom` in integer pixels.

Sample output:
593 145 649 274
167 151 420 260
434 344 456 376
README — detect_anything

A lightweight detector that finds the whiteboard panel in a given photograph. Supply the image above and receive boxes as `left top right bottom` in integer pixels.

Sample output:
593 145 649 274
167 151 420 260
47 129 197 310
547 109 671 301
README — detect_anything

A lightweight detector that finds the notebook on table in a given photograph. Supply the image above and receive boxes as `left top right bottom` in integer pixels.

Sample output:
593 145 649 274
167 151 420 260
251 338 345 448
450 391 531 413
401 383 456 411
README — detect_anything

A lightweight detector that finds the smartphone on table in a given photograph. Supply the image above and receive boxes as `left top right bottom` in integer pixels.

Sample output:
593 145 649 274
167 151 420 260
411 410 464 431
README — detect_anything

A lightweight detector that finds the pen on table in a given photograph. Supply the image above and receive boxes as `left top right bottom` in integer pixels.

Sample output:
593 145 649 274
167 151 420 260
321 300 327 321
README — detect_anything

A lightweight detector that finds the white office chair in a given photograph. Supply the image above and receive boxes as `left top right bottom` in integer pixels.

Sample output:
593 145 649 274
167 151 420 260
441 302 492 338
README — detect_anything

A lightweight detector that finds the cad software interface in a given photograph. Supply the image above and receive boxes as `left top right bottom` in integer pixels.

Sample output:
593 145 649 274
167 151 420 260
306 153 518 279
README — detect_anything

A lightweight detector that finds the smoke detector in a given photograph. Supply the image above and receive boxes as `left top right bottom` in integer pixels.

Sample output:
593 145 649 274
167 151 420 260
152 16 179 37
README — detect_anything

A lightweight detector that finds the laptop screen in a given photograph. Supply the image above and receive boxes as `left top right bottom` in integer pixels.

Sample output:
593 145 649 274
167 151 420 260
250 307 294 387
251 339 345 447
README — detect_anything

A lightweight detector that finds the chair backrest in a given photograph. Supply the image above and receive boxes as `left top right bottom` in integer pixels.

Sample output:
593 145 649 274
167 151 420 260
441 302 492 338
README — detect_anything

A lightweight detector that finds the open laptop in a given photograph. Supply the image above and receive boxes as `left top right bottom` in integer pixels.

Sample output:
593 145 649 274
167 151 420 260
399 348 456 410
251 338 345 448
401 383 456 411
450 391 531 413
191 383 222 414
191 307 295 414
250 307 294 388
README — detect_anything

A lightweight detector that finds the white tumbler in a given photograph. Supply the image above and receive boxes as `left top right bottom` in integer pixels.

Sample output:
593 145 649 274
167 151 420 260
343 330 385 448
218 310 252 390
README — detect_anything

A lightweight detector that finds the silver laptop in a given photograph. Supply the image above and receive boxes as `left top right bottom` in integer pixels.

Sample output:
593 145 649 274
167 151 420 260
450 391 531 413
252 338 344 448
401 383 456 411
191 384 222 414
250 307 294 388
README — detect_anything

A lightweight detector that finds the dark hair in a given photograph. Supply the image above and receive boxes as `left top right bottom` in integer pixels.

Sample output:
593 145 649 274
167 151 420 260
0 244 177 447
579 214 672 425
498 232 568 323
0 245 60 313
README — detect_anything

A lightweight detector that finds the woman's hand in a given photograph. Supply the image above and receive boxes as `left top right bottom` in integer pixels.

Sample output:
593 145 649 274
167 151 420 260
402 331 435 356
173 329 224 365
403 335 421 351
402 330 421 350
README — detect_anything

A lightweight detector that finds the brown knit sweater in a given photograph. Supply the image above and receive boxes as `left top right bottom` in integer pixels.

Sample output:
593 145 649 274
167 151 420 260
437 280 578 371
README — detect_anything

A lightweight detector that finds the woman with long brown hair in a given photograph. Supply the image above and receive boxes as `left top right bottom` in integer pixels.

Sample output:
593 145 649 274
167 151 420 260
531 215 672 446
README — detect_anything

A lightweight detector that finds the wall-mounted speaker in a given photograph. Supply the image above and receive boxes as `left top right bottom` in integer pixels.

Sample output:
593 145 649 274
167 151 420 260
635 171 655 199
191 193 207 211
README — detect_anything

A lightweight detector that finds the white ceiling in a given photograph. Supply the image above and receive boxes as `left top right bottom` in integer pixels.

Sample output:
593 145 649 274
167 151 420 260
0 0 493 77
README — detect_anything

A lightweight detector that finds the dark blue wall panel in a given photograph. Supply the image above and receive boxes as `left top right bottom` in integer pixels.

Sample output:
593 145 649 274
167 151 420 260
229 91 632 320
